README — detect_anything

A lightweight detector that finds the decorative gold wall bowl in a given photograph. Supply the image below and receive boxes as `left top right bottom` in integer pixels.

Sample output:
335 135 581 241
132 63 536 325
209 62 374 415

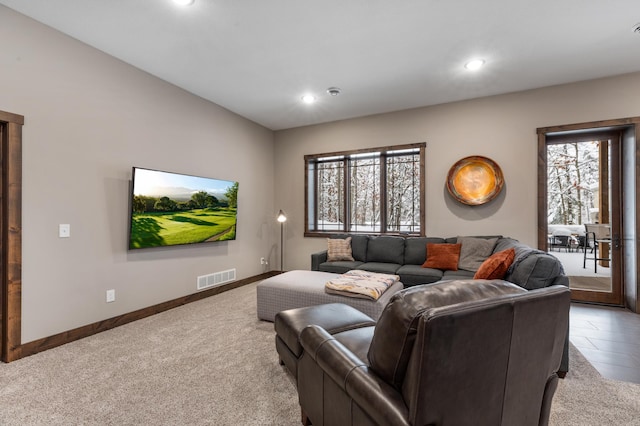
446 156 504 205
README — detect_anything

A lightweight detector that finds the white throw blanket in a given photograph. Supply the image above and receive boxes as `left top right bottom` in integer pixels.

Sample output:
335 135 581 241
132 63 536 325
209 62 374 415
325 270 400 300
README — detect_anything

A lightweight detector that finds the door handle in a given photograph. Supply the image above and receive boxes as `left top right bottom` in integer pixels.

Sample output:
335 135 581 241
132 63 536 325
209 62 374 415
611 235 621 249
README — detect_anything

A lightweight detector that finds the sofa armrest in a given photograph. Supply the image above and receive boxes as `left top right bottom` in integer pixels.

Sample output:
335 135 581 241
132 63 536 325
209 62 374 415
311 250 328 270
300 325 410 426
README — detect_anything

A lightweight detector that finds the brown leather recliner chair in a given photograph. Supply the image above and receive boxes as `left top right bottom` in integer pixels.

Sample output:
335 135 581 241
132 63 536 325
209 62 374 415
295 280 570 426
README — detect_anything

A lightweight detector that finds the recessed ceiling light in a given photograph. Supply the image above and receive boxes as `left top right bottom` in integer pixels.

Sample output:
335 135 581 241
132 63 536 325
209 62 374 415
173 0 194 6
464 59 485 71
301 94 316 104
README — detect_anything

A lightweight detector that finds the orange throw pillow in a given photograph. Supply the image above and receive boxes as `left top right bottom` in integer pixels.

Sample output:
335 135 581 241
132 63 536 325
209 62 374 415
474 248 516 279
422 243 462 271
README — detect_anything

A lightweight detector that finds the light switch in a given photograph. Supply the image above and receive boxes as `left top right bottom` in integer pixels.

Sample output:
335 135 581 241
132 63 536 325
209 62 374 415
59 224 70 238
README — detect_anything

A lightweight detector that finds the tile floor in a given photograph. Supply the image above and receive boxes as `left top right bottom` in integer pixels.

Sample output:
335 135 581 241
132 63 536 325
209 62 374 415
569 302 640 384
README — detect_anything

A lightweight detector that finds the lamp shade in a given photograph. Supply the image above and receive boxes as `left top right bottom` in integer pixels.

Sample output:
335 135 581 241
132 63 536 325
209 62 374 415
277 210 287 223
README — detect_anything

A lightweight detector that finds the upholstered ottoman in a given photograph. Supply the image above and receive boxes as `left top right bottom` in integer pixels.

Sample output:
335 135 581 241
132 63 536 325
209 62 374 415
256 270 403 322
275 303 376 379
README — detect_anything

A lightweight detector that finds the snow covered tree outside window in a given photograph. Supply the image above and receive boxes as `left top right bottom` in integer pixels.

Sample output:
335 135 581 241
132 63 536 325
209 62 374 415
350 153 380 232
305 144 425 235
316 159 344 230
547 141 600 225
386 151 421 233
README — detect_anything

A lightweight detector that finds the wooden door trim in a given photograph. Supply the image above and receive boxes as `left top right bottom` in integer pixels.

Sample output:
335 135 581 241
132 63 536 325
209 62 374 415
537 116 640 134
0 110 23 362
537 117 635 305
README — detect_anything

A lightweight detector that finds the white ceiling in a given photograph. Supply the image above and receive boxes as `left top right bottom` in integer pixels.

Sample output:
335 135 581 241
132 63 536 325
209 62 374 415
2 0 640 130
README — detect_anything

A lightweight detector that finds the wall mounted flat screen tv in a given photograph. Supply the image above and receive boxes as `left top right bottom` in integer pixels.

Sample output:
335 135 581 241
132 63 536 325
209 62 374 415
128 167 238 249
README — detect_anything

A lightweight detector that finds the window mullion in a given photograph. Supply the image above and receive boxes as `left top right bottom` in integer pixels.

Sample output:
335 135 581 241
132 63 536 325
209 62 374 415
380 153 387 233
313 162 319 231
344 157 350 232
419 147 426 234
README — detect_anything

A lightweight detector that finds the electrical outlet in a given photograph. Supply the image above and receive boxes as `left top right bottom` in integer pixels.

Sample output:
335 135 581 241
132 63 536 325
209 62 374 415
260 257 266 265
106 289 115 303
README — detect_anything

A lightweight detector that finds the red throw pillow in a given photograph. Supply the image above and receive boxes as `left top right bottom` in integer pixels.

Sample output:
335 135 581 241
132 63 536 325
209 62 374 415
422 243 462 271
474 248 516 279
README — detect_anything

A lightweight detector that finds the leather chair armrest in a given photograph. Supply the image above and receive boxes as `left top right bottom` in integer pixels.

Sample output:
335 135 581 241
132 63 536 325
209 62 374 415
300 325 410 426
346 366 410 426
300 325 363 367
311 250 328 270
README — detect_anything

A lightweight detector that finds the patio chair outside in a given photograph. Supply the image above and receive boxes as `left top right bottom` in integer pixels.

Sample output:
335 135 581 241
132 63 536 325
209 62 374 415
583 224 611 273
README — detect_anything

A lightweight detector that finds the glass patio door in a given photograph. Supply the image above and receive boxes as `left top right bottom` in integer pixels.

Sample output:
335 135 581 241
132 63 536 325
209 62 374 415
545 132 622 305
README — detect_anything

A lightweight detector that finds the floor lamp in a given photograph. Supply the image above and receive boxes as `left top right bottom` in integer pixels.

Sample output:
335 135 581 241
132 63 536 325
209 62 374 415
277 210 287 272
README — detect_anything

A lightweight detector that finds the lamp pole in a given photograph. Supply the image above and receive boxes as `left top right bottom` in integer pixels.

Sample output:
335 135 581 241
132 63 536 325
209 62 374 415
277 210 287 272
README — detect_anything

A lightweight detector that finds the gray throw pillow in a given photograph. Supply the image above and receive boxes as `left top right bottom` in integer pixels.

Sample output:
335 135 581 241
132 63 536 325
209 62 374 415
457 237 498 272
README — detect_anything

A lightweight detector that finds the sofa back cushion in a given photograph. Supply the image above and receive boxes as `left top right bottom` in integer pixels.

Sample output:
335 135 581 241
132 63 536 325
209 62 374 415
445 235 502 244
404 237 445 265
350 235 369 262
367 236 404 264
495 238 567 290
457 236 499 271
506 251 566 290
367 280 527 390
330 234 369 262
492 237 520 253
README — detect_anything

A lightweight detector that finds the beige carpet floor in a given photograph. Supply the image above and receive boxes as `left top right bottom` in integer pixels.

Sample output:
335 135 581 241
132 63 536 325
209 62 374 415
1 282 639 425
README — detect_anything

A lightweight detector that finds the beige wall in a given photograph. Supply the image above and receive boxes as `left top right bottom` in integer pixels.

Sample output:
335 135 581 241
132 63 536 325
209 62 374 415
4 4 640 343
0 7 276 343
274 72 640 271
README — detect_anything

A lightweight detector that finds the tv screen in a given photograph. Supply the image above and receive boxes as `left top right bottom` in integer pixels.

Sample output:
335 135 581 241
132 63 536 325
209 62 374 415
128 167 238 249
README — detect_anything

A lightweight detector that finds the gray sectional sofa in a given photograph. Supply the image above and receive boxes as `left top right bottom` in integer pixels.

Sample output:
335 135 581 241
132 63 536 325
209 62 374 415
311 234 568 289
310 234 570 375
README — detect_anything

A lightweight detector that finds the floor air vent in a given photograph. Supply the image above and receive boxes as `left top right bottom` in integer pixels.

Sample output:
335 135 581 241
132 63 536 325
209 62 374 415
197 269 237 290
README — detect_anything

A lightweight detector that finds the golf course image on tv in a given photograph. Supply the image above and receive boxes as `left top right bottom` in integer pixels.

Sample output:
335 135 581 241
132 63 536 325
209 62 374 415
128 167 238 249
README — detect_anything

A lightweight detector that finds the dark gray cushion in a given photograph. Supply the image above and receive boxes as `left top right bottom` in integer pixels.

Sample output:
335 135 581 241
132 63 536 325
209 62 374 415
446 235 502 244
492 237 519 253
395 264 443 286
319 261 363 274
356 262 401 275
367 236 405 264
350 235 369 262
330 235 369 262
491 237 567 290
442 269 475 280
404 237 445 265
506 251 566 290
